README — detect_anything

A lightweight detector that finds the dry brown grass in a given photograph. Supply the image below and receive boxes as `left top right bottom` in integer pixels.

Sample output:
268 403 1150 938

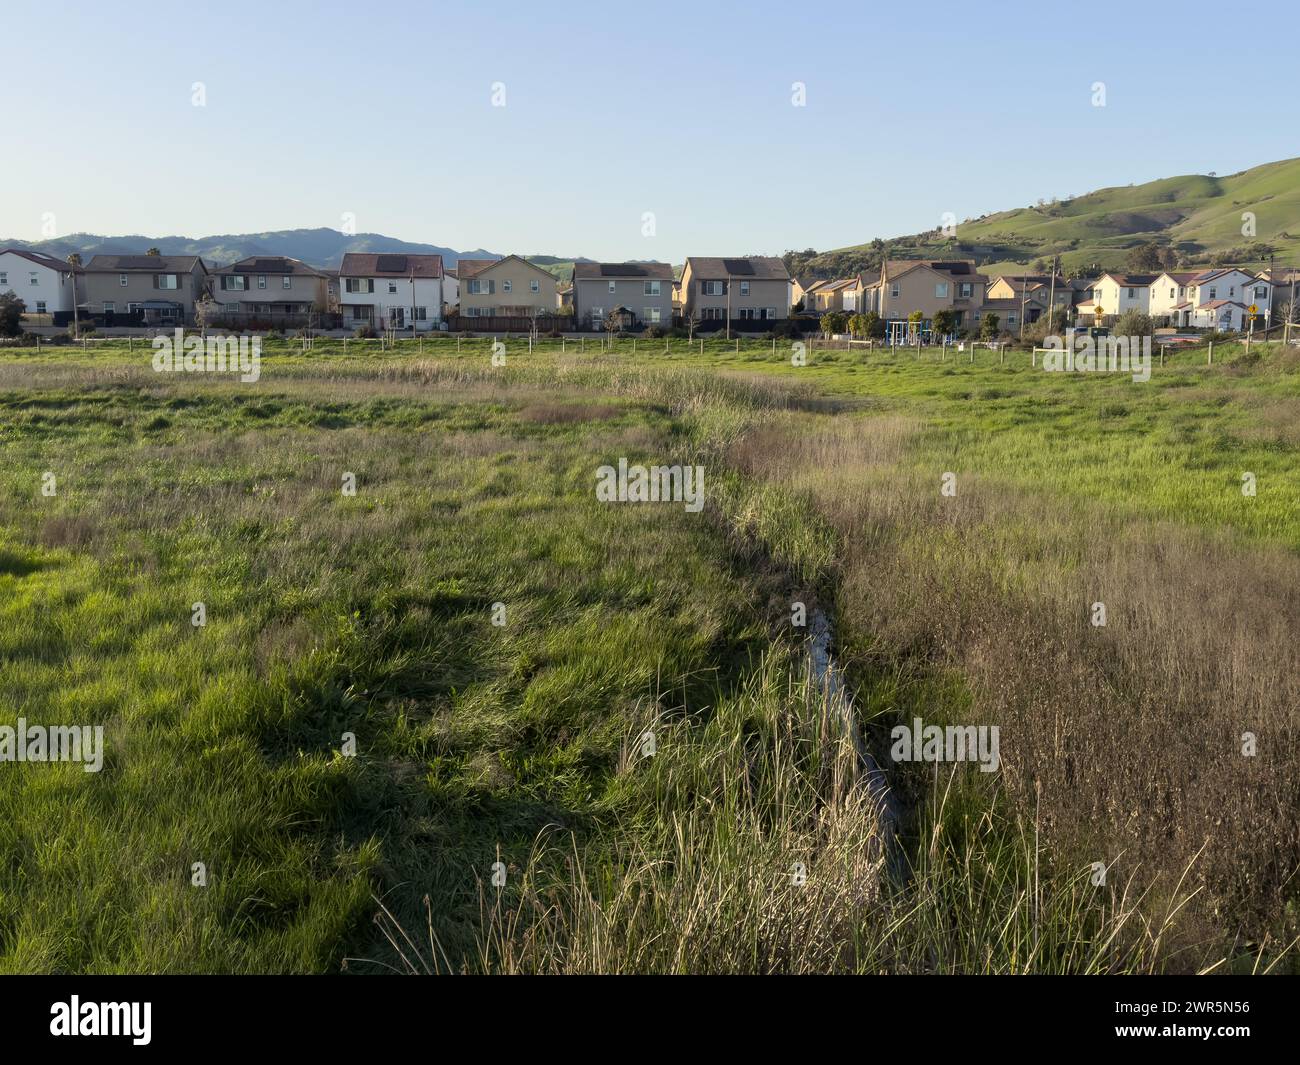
728 410 1300 950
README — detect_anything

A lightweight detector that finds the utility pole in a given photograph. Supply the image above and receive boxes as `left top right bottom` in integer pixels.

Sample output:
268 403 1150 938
1046 255 1058 335
725 272 732 341
1287 266 1297 347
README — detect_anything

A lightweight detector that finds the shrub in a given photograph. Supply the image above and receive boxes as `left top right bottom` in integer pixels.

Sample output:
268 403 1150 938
354 325 377 339
642 325 666 339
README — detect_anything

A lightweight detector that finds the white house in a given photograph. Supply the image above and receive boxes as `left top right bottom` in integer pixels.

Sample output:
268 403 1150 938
0 248 79 323
1148 272 1200 321
1176 269 1270 329
337 253 446 331
1090 273 1158 318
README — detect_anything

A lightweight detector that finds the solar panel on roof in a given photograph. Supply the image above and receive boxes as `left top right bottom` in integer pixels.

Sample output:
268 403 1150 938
376 255 408 273
600 263 647 276
721 259 754 275
120 256 163 269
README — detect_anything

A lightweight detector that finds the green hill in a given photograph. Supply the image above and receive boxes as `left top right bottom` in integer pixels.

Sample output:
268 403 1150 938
791 157 1300 279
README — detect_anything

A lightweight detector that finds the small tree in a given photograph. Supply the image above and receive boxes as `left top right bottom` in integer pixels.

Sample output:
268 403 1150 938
0 292 26 337
861 310 885 339
820 311 847 336
907 309 924 343
1125 242 1162 272
146 247 161 257
932 309 956 338
980 313 1001 340
1113 309 1154 338
847 312 867 338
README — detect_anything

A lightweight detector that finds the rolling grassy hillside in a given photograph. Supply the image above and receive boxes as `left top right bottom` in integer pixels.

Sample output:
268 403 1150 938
801 157 1300 279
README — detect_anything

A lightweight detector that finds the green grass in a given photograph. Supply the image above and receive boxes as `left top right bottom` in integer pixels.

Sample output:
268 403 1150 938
2 335 1298 973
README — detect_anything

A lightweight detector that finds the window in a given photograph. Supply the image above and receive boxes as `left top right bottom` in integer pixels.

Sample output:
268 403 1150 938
29 272 39 286
935 282 949 298
644 307 662 323
35 301 47 313
156 274 179 290
1007 313 1018 325
388 281 398 293
224 302 240 312
1126 287 1135 298
0 272 6 284
644 281 661 296
1229 286 1236 297
222 276 248 291
701 280 725 296
890 283 900 298
283 275 292 289
765 308 777 320
503 279 512 292
530 279 539 292
103 301 115 312
959 282 973 297
608 280 616 293
1255 286 1267 299
590 307 604 322
120 274 129 286
257 275 267 289
413 306 427 321
738 307 758 320
345 278 374 294
740 281 750 295
1169 288 1175 299
466 278 494 295
1209 287 1217 299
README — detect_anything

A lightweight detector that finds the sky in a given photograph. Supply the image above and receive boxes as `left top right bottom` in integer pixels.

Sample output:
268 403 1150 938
5 0 1298 262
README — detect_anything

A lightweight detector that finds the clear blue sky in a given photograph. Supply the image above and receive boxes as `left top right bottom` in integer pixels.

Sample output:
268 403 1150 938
5 0 1297 261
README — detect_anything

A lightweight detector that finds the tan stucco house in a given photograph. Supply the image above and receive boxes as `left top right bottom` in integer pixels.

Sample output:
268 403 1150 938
679 256 791 325
454 255 558 319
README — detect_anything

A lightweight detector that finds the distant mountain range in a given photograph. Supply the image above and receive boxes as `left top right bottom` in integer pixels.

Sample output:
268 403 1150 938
0 227 595 276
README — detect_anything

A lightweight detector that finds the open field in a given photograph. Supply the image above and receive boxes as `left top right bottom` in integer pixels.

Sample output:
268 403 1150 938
1 335 1298 973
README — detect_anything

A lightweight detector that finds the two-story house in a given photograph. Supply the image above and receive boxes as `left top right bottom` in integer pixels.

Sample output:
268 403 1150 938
854 260 988 334
337 253 446 331
209 256 330 326
454 256 558 320
571 262 674 331
0 248 80 324
679 256 791 326
1088 273 1158 320
1181 269 1268 329
80 254 209 325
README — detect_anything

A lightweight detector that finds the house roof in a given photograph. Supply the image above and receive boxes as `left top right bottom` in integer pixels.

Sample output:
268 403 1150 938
1103 273 1159 286
212 255 325 277
862 259 988 287
684 256 790 280
572 261 674 281
0 247 79 273
85 254 205 273
338 253 443 278
824 277 857 292
1157 271 1200 284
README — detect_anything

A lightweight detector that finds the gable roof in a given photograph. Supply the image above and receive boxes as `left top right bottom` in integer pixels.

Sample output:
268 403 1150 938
0 247 78 273
338 252 443 278
684 256 790 280
454 254 554 283
1101 273 1159 286
212 255 325 277
85 254 205 273
572 261 674 281
861 259 988 287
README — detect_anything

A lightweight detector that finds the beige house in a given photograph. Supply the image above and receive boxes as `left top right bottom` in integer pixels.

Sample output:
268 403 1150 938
454 255 558 319
806 277 857 314
679 256 791 325
853 260 989 333
80 254 209 325
208 256 330 325
985 275 1073 326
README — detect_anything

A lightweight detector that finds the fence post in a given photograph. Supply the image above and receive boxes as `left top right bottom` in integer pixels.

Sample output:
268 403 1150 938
1000 344 1004 367
700 338 703 354
1208 341 1213 365
562 338 566 353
